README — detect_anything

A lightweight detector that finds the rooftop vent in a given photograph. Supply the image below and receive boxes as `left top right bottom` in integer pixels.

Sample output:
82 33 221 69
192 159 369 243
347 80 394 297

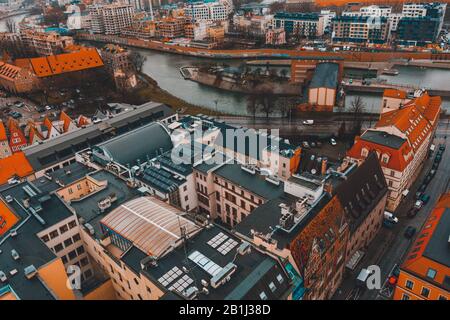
11 249 19 260
140 256 158 270
237 241 251 256
210 263 237 289
24 265 37 279
183 286 199 300
0 271 6 283
5 195 13 203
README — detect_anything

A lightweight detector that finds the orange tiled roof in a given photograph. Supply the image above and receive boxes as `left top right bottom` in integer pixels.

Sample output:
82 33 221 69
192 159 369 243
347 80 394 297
0 121 7 141
401 193 450 290
0 199 19 237
383 89 407 99
376 92 441 153
0 152 33 185
0 61 22 81
59 111 73 133
347 133 413 172
28 48 104 78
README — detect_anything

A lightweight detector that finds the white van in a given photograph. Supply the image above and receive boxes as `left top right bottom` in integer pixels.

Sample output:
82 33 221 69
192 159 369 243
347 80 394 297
384 211 399 223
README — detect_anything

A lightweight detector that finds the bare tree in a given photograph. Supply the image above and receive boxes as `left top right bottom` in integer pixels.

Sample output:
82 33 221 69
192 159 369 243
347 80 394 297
247 95 258 120
260 94 276 119
130 51 147 73
349 96 366 134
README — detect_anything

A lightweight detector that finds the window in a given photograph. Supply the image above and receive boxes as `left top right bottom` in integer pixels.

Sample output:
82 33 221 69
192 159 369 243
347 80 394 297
401 293 410 300
64 238 73 247
76 246 85 255
49 230 59 239
276 274 284 284
438 295 447 301
405 280 414 290
41 235 50 243
426 268 437 280
68 250 77 260
68 220 77 229
84 269 93 279
269 282 277 292
420 287 430 298
80 257 89 266
259 291 268 300
60 225 69 234
61 255 68 264
54 243 64 253
72 234 81 242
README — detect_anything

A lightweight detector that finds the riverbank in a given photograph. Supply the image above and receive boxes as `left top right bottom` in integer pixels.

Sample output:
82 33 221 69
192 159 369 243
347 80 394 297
75 33 450 62
128 73 228 116
183 67 301 95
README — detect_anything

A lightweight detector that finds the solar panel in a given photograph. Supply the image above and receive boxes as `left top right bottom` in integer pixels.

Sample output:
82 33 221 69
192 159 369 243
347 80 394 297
217 238 239 255
207 232 229 249
158 266 194 292
188 250 222 277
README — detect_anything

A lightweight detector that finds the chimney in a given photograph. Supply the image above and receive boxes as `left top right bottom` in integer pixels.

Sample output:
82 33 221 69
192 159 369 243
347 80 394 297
321 157 328 176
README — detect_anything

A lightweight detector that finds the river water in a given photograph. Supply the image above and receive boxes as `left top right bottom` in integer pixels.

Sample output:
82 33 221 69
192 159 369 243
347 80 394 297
3 13 450 115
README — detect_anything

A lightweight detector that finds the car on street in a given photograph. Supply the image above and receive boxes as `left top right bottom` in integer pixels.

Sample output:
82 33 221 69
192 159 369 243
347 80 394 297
419 194 430 204
302 141 310 148
302 120 314 125
439 144 445 152
330 138 337 146
434 154 442 163
384 211 399 223
404 226 417 239
414 200 423 210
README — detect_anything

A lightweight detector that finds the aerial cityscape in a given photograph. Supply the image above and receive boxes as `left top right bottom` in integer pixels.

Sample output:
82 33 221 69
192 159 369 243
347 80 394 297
0 0 449 306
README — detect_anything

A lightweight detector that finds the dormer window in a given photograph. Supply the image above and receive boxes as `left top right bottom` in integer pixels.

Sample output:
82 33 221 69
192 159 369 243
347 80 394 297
361 148 369 157
382 154 390 164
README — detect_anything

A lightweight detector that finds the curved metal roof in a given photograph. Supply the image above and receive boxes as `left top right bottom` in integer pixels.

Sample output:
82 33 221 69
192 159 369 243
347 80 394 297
96 122 173 166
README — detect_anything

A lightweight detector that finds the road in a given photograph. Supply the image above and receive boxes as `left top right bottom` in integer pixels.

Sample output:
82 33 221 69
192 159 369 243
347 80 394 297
333 121 450 300
215 115 379 137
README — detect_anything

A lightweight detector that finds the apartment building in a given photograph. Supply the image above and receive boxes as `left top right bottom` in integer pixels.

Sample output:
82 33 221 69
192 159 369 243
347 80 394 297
266 27 286 46
157 17 187 38
397 2 447 44
19 29 74 56
0 181 83 300
274 12 324 38
184 1 231 22
88 3 135 35
347 91 441 211
393 193 450 300
194 161 285 227
68 175 292 300
0 121 12 159
331 15 390 44
335 152 388 265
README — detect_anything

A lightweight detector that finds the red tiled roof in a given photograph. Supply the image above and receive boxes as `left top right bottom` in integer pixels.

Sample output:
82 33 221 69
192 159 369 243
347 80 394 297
0 121 7 141
0 152 33 185
401 193 450 289
383 89 407 99
376 92 441 153
27 48 104 78
347 134 413 172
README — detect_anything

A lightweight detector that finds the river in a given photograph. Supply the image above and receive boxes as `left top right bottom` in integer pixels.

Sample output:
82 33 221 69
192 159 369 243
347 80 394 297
2 13 450 115
139 49 450 115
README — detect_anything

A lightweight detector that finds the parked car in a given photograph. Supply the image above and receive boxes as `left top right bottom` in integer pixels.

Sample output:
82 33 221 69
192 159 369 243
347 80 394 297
414 200 423 210
420 194 430 204
404 226 417 239
302 120 314 125
330 138 337 146
434 154 442 163
439 145 445 152
384 211 399 224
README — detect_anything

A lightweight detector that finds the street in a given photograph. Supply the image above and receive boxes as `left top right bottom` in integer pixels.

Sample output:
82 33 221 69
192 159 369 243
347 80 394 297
333 120 450 300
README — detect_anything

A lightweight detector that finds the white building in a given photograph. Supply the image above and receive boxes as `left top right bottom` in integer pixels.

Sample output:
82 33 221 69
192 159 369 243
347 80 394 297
88 3 135 35
66 5 91 30
320 10 336 33
184 0 231 22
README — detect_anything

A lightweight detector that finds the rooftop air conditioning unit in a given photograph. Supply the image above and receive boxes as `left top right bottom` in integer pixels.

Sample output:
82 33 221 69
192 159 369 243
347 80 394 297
24 265 37 279
0 271 7 283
